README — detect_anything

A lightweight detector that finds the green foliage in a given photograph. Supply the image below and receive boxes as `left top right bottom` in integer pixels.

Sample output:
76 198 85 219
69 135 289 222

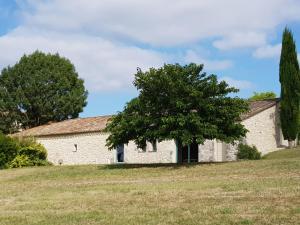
0 133 19 168
249 92 276 101
18 145 47 161
9 154 52 168
9 155 32 168
0 51 88 134
9 139 50 168
106 63 249 149
0 133 51 169
279 28 300 141
237 143 261 160
17 137 47 159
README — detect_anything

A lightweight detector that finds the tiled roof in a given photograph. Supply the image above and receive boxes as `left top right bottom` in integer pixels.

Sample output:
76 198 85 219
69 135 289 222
13 99 278 137
241 99 278 120
12 115 112 137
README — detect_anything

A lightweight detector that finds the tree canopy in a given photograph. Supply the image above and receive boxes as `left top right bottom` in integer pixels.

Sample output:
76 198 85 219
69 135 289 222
279 28 300 144
0 51 88 133
106 63 249 149
248 92 277 101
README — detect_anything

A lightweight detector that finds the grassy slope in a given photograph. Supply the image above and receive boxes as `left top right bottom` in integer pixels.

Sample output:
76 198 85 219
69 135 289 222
0 149 299 225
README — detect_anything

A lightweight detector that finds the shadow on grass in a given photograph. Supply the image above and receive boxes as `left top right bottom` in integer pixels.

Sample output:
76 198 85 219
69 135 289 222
100 162 226 170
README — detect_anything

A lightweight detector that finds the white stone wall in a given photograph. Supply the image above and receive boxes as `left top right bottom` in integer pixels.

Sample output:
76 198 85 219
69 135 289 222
224 143 238 161
37 132 176 165
198 104 288 162
198 140 235 162
37 132 116 165
124 140 176 164
198 140 214 162
241 105 288 155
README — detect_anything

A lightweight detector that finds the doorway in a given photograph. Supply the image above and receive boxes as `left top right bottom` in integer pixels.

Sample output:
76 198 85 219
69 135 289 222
177 141 199 163
116 144 124 163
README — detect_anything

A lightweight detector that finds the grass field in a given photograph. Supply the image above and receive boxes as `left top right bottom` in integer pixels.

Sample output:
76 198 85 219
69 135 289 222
0 149 299 225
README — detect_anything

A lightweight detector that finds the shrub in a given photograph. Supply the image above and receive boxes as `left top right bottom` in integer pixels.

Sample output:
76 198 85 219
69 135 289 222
0 136 52 169
18 145 47 161
32 159 52 166
0 133 19 168
237 143 261 160
12 139 51 167
9 155 32 168
0 134 51 169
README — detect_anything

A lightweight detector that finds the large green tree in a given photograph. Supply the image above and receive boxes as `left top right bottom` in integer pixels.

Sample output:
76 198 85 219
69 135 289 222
106 63 249 150
0 51 88 133
279 28 300 148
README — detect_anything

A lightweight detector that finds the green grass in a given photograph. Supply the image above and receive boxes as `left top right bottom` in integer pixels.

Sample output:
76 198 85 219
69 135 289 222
0 149 299 225
263 148 300 160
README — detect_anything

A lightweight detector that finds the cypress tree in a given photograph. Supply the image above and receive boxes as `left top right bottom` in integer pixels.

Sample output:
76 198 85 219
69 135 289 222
279 27 300 148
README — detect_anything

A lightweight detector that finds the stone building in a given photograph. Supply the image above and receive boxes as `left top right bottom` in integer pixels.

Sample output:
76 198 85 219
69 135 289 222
13 99 287 165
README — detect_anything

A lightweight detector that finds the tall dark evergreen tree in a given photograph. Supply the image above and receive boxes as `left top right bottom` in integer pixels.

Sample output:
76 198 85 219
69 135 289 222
279 27 300 148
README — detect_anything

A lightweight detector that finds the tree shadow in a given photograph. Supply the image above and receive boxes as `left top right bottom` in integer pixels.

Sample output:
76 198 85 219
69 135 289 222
100 162 224 170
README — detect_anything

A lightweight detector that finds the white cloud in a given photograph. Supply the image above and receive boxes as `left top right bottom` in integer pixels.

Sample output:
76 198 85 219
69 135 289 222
213 32 267 50
18 0 300 47
184 50 233 71
253 44 282 59
0 29 165 92
1 0 300 92
221 76 254 90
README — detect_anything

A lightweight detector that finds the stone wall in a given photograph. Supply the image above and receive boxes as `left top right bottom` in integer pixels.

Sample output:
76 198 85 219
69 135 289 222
241 104 288 155
198 104 288 162
198 140 236 162
37 133 176 165
124 140 176 163
198 140 215 162
37 132 116 165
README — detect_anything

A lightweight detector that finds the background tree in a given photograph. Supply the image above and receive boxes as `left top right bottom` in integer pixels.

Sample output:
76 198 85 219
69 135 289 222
0 51 88 133
106 63 249 150
249 91 276 101
279 28 300 148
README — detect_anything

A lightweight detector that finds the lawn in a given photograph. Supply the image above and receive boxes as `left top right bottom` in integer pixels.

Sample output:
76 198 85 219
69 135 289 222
0 149 299 225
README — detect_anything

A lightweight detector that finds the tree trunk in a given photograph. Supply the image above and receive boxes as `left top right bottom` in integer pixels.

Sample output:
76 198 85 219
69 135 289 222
288 140 295 149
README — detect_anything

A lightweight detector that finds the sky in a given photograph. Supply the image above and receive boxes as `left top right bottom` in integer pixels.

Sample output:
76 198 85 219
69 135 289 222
0 0 300 117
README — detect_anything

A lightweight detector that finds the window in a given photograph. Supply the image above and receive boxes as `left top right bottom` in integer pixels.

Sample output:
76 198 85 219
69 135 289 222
73 144 78 152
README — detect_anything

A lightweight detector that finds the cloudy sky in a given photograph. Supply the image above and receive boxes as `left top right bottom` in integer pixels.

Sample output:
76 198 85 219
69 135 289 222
1 0 300 117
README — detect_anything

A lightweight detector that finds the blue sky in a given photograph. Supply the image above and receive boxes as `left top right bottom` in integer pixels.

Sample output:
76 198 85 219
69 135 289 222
0 0 300 117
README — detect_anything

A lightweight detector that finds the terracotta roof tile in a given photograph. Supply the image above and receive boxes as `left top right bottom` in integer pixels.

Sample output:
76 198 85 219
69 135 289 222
241 99 278 120
13 99 278 137
13 115 112 137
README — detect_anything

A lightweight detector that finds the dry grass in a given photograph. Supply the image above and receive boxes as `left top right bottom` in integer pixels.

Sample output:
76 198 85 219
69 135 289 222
0 149 299 225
